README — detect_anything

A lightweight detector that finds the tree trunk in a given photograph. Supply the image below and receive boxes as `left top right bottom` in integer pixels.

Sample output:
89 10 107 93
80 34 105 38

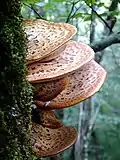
0 0 33 159
74 4 97 160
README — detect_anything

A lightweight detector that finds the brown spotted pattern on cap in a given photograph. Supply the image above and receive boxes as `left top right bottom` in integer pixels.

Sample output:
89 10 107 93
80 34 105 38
40 43 66 63
32 123 77 158
32 77 69 101
34 60 107 110
24 19 77 64
27 41 95 83
33 108 63 129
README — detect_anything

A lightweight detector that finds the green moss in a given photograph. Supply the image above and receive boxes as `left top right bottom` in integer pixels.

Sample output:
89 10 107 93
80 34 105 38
0 0 34 159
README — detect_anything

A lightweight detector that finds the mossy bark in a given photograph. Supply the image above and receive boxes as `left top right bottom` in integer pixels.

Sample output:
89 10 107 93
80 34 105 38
0 0 33 159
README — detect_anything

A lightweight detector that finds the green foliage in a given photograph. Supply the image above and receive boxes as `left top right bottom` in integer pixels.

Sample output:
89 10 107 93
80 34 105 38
98 2 105 7
22 0 40 4
53 0 67 2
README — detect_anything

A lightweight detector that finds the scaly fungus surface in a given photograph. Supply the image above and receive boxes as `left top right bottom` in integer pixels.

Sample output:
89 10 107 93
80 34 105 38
24 19 77 64
24 19 107 158
27 40 95 83
32 108 63 129
33 77 69 101
34 60 107 110
32 123 77 158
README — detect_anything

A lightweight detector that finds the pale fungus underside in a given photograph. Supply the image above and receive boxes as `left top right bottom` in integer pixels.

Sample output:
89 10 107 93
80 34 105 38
24 19 107 158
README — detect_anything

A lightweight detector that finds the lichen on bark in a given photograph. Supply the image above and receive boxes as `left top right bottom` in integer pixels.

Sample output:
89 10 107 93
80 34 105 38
0 0 33 159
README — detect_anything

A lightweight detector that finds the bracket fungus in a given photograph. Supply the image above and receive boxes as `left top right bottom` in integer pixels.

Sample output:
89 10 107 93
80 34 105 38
24 19 107 158
24 19 77 64
27 40 95 83
32 77 69 101
40 43 66 63
34 60 107 110
31 108 77 157
32 123 77 158
32 108 63 129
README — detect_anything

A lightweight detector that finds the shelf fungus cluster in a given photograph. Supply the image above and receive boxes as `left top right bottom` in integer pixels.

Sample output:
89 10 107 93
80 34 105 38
24 19 107 158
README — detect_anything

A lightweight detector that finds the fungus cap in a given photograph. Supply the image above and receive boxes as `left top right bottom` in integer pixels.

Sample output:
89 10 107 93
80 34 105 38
39 43 66 62
32 77 69 101
32 123 77 158
32 108 63 129
24 19 77 64
27 41 95 83
34 60 107 110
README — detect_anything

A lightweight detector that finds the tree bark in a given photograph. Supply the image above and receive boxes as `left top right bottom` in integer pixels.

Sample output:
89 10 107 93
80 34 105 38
0 0 33 159
90 32 120 52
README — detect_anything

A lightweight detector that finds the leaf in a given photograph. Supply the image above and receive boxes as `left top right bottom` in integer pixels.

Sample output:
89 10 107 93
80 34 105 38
98 2 105 7
87 0 97 5
72 13 83 18
99 12 108 17
22 0 40 4
72 13 90 19
44 2 53 10
110 11 120 16
84 15 91 21
53 0 67 2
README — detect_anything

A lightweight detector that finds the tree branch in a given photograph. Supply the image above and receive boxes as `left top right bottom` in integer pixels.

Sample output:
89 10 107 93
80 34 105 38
90 32 120 52
70 3 84 19
22 2 46 20
66 2 75 23
66 0 81 23
86 3 112 33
